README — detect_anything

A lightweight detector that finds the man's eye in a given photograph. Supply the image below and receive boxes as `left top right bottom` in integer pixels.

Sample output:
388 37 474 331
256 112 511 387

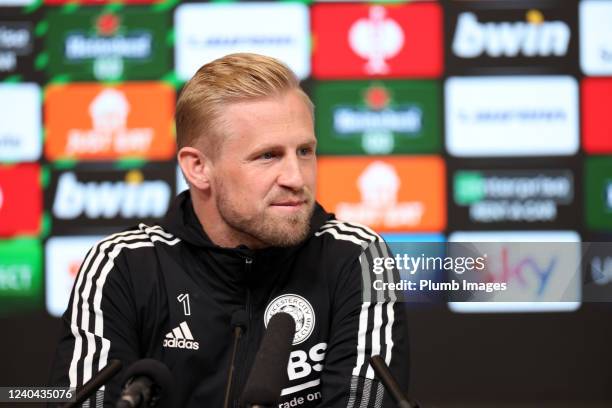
299 147 313 156
260 152 274 160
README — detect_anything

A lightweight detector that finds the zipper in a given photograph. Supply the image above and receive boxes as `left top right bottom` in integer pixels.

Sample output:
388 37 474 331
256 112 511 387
231 257 253 408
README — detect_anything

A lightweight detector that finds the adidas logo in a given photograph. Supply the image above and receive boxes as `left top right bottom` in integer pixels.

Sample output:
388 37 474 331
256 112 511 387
163 321 200 350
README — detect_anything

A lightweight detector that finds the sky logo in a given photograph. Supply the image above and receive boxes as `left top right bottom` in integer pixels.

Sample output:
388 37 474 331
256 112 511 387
448 231 580 313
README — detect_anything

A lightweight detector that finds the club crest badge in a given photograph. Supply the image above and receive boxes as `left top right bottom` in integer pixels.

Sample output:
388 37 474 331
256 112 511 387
264 294 315 345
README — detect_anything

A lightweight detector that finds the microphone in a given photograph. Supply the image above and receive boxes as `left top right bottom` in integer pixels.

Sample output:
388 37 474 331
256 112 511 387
370 355 419 408
115 359 174 408
223 310 248 408
62 359 122 408
241 312 296 408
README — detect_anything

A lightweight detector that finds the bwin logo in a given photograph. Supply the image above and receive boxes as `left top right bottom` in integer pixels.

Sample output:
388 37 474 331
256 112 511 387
52 171 170 219
452 11 570 58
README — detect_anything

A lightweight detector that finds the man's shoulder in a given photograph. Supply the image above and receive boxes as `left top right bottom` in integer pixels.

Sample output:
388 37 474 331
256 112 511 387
313 218 383 246
89 223 182 262
311 218 385 259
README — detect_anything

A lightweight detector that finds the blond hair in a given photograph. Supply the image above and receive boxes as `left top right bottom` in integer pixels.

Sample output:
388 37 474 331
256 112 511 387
175 53 313 157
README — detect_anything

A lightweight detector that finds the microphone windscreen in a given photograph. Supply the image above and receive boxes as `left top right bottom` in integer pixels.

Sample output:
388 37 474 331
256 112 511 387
121 359 174 405
241 312 296 405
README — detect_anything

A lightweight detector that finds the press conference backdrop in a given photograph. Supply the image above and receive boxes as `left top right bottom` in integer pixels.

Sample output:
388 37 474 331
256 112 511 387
1 0 612 405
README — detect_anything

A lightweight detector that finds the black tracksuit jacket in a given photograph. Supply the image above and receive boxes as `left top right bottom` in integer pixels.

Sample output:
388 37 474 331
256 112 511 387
50 191 410 407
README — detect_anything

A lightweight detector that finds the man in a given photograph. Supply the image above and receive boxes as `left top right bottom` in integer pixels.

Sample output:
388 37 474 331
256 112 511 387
50 53 409 407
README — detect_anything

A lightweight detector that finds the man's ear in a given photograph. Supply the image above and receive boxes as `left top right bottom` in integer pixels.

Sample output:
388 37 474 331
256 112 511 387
177 146 212 190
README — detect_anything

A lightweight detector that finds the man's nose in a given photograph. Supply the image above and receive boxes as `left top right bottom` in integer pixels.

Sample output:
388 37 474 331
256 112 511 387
277 154 305 190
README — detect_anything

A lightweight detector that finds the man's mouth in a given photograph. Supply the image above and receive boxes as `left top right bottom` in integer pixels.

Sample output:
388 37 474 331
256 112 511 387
271 200 306 207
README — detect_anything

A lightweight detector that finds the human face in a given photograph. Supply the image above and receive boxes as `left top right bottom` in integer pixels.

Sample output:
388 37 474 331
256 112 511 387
208 89 317 248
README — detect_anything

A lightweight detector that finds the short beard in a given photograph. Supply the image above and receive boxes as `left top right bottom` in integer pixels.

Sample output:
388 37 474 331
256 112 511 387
216 190 315 248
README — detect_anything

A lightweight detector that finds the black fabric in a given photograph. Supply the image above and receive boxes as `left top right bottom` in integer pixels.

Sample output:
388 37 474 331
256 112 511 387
49 191 410 408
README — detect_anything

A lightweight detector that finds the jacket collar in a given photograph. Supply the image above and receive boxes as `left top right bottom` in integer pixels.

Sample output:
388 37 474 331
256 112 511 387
161 190 332 258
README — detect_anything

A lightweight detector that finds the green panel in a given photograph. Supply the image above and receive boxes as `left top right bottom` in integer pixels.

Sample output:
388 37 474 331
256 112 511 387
0 238 43 315
45 8 170 81
585 157 612 231
454 171 485 205
314 80 441 155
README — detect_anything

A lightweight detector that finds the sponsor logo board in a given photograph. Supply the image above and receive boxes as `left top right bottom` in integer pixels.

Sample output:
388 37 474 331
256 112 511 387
449 231 581 313
0 239 42 306
47 164 175 234
314 80 441 155
585 157 612 231
45 9 169 80
583 242 612 302
45 235 102 317
45 0 161 4
445 76 579 157
312 3 443 79
174 3 310 81
317 156 446 232
0 83 41 161
447 1 578 73
582 78 612 154
452 169 576 228
45 83 175 161
0 20 34 76
0 163 41 237
176 164 188 195
0 0 36 6
580 0 612 75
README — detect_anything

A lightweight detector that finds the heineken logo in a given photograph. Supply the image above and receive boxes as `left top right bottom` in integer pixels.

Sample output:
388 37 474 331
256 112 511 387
97 13 120 36
65 12 152 62
333 107 422 134
365 86 390 110
333 85 422 134
47 8 169 80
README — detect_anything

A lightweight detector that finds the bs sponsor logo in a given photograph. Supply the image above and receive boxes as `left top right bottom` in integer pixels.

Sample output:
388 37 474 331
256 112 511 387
0 21 33 75
314 81 441 155
0 164 41 237
265 294 315 345
45 235 102 317
585 157 612 231
48 165 174 234
45 83 175 161
447 2 577 73
449 231 581 313
0 83 41 162
312 3 442 79
0 238 42 313
46 9 169 80
174 3 310 81
445 76 579 157
582 78 612 154
580 1 612 76
317 156 446 232
452 169 575 227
